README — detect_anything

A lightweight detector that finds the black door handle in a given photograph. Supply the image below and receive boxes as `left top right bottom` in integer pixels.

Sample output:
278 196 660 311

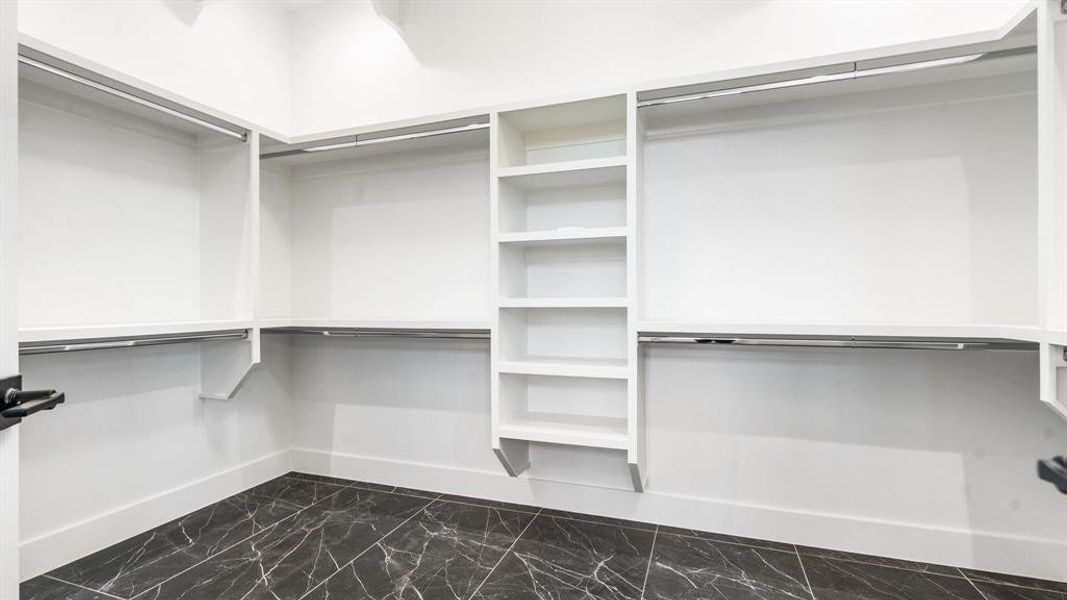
1037 456 1067 495
1 389 65 419
0 375 65 429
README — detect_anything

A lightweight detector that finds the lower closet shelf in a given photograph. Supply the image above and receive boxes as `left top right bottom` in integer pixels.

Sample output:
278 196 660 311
498 412 629 449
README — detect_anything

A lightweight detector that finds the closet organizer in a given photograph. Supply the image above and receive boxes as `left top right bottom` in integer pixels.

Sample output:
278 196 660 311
14 1 1067 498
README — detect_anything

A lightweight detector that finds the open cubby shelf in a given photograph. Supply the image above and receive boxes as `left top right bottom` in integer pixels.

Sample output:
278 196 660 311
497 95 628 168
498 357 629 379
498 412 629 449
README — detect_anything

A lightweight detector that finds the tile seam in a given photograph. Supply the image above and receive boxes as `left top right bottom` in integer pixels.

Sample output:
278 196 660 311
467 507 544 599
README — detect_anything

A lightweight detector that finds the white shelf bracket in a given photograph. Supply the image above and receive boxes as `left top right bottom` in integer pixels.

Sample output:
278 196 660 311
199 328 261 401
493 439 530 477
1040 342 1067 421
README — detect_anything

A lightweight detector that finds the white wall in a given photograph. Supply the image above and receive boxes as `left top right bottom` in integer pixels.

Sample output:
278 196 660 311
19 335 293 579
288 0 1031 134
17 0 292 133
288 341 1067 582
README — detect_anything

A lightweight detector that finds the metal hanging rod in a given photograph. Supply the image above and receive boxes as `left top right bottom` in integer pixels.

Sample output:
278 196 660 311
261 121 489 159
637 336 1036 351
20 330 249 356
18 54 248 141
637 46 1034 109
264 327 489 340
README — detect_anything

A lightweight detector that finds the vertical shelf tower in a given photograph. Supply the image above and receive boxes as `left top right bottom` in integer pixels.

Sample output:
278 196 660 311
1039 0 1067 419
490 93 645 491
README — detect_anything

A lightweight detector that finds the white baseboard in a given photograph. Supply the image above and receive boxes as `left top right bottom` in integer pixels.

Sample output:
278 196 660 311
291 447 1067 583
20 450 291 581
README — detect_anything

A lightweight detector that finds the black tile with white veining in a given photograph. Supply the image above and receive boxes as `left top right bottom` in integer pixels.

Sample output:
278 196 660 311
145 486 433 600
657 524 796 553
973 581 1067 600
436 493 539 514
801 555 983 600
285 471 358 488
245 474 347 508
795 544 957 576
537 508 656 532
962 569 1067 595
472 513 655 600
643 530 812 600
19 576 115 600
347 481 441 501
46 484 308 598
304 499 536 599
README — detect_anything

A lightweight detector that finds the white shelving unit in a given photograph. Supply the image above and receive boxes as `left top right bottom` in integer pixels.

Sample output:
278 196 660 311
1039 0 1067 419
490 93 645 491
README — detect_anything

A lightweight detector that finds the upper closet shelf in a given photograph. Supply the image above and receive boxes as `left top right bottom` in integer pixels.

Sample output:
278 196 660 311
19 320 256 344
498 227 628 246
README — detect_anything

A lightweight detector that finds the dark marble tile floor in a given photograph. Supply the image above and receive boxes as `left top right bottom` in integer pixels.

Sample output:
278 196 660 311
19 473 1067 600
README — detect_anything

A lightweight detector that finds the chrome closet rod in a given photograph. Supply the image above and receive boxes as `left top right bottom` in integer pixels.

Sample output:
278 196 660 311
261 122 490 158
18 55 248 141
637 336 1036 351
20 331 249 355
637 46 1034 109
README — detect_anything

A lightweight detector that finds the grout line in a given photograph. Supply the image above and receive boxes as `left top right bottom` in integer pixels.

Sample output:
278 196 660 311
128 481 352 599
960 568 993 600
295 494 441 600
42 575 126 600
432 495 540 515
468 507 543 599
797 550 967 580
639 525 659 600
958 570 1067 595
539 511 656 534
795 547 816 600
655 528 798 555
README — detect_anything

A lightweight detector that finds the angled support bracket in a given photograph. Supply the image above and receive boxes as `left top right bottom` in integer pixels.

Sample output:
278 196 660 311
1040 343 1067 421
200 328 260 401
493 438 530 477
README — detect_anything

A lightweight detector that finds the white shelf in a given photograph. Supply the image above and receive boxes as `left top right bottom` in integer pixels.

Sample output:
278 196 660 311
498 412 629 450
499 297 629 308
19 319 256 343
277 318 491 331
498 356 629 379
637 320 1043 342
498 227 628 246
497 156 627 183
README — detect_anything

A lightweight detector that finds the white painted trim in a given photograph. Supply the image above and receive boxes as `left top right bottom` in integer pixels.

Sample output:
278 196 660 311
291 447 1067 584
19 450 291 581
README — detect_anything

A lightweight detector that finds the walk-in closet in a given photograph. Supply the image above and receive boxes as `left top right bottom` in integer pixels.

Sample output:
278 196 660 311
1 1 1066 599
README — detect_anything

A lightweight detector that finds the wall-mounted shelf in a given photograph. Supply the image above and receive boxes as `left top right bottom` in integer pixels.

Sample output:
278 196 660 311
273 318 491 331
19 320 257 344
637 321 1043 344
